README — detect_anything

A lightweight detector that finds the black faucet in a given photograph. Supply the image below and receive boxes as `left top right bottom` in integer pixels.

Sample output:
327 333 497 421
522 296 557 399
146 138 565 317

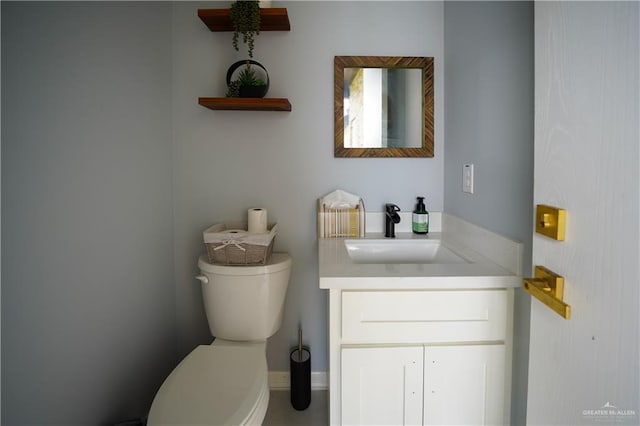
385 204 401 238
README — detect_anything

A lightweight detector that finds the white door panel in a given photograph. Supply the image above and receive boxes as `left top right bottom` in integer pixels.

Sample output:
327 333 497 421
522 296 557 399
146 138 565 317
530 2 639 424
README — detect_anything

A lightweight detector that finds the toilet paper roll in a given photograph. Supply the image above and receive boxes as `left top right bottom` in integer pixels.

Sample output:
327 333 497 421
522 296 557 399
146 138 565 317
248 208 268 234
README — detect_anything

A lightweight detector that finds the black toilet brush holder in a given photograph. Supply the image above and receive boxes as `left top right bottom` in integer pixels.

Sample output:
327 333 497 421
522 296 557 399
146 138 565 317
290 327 311 410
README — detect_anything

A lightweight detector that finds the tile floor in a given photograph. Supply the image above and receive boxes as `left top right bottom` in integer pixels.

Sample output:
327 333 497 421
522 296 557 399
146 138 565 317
263 390 328 426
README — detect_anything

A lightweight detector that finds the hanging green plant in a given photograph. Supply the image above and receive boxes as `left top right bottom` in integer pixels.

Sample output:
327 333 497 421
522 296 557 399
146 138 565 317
229 0 261 58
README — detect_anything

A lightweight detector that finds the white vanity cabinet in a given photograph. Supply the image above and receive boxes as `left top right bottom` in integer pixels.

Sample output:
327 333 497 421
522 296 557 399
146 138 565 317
320 214 523 425
329 288 513 426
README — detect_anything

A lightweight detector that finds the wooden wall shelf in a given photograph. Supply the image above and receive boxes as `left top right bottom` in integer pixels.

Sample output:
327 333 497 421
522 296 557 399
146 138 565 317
197 8 291 112
198 8 291 32
198 97 292 112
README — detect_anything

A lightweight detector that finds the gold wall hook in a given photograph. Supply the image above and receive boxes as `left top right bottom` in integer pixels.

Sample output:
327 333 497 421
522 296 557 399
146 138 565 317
523 266 571 319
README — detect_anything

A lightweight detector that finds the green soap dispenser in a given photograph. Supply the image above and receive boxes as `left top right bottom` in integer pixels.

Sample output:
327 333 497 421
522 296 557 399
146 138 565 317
412 197 429 234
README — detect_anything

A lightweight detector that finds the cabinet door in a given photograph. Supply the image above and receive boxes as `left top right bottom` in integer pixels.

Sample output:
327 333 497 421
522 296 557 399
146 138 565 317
342 346 423 426
424 344 506 425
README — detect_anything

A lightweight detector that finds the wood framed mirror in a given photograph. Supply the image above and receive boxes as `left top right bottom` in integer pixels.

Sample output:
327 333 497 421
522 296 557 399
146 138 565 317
334 56 434 158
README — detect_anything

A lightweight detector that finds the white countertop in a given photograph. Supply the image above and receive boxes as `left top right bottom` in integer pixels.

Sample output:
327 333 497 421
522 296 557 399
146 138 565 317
318 214 523 290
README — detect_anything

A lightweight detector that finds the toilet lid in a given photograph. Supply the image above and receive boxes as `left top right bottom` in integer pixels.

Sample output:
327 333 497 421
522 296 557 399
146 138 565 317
198 253 291 276
148 343 267 425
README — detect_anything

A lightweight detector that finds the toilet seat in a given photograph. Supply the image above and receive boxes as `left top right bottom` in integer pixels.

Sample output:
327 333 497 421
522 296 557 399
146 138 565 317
147 341 269 425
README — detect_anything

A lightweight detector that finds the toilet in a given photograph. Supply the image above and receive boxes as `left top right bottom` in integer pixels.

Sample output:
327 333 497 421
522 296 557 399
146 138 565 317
148 253 292 426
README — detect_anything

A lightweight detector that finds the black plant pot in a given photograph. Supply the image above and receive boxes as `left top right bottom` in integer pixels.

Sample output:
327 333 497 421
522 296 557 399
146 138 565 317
226 59 270 98
239 84 268 98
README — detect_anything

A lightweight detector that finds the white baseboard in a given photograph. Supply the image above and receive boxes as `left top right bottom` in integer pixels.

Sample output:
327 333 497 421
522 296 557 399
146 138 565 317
268 371 328 391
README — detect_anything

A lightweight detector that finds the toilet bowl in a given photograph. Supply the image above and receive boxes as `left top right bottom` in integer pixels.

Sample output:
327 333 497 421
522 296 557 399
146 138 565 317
147 341 269 425
148 253 292 426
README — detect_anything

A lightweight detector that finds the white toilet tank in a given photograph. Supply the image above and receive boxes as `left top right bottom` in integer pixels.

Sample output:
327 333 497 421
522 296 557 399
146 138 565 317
197 253 292 341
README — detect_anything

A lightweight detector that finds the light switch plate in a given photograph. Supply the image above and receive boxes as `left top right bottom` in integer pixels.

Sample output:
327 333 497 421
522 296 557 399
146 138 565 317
463 164 474 194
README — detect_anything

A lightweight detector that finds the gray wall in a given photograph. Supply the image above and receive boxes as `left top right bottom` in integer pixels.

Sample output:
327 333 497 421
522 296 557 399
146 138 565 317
443 2 534 425
1 2 176 424
171 1 445 371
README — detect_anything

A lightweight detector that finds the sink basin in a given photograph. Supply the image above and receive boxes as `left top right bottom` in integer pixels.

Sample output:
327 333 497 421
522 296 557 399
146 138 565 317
344 239 470 264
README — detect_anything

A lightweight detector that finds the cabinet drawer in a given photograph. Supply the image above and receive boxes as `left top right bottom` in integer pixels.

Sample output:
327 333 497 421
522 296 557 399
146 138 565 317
341 290 507 343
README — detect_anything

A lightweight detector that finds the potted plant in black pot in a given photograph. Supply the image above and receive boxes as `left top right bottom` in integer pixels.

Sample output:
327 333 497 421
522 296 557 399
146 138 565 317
226 60 269 98
226 0 270 98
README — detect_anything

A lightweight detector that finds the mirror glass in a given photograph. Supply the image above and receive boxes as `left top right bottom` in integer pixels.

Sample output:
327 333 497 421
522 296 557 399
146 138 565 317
334 56 434 158
343 68 422 149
